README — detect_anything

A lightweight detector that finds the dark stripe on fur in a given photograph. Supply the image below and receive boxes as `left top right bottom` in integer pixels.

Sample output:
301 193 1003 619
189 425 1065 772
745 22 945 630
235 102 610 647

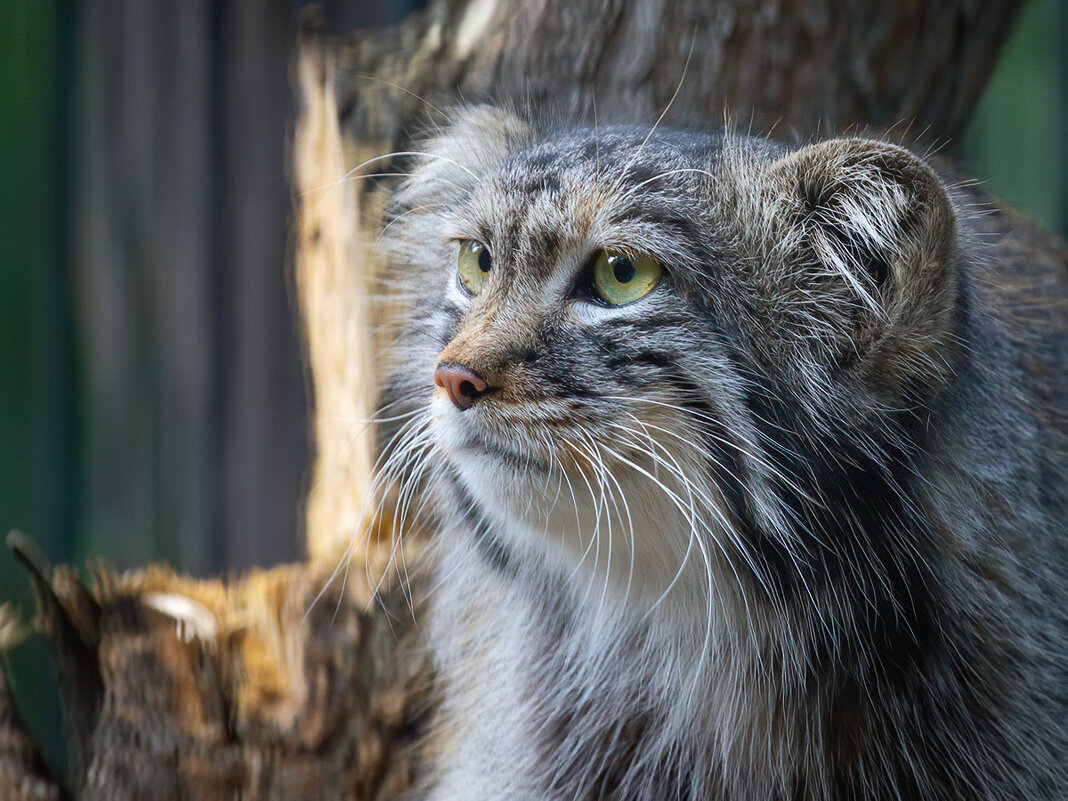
446 472 518 576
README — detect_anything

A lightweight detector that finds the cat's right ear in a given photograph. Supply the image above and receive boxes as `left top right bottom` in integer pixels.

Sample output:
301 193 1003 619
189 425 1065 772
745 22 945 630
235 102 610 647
398 106 535 202
755 138 961 393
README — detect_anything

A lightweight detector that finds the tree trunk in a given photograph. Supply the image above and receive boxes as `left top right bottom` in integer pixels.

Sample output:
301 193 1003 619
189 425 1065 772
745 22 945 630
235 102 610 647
2 1 1035 798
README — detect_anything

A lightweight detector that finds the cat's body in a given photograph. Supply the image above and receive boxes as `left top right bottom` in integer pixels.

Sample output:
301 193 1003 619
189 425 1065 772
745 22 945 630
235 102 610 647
377 107 1066 800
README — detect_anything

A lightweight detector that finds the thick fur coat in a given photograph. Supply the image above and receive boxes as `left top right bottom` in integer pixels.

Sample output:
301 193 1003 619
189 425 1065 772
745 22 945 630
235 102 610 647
376 107 1067 800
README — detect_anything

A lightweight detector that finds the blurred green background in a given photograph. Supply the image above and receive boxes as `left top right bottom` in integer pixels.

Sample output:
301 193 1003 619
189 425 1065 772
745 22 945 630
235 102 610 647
966 0 1067 238
0 0 1064 784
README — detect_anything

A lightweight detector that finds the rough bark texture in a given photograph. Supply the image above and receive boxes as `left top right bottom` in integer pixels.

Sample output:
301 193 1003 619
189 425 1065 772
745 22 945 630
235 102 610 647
334 0 1022 145
4 532 428 801
3 1 1044 798
0 604 64 801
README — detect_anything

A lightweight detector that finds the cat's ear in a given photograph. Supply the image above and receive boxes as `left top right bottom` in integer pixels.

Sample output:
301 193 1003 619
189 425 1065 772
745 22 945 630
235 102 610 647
763 139 960 386
399 105 535 202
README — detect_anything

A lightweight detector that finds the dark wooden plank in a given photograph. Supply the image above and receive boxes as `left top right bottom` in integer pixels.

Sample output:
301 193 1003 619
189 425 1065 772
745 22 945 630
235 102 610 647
71 0 307 577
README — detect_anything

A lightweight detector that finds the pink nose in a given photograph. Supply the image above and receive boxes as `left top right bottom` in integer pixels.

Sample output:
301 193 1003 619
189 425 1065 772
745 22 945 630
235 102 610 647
434 363 490 411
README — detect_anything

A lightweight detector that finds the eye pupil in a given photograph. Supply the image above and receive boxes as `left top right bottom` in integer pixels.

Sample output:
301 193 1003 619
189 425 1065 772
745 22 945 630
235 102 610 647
458 240 490 295
611 256 635 284
588 248 662 305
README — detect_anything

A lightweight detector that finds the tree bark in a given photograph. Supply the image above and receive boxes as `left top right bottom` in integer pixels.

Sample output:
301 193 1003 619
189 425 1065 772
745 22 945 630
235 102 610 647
3 1 1039 799
0 603 64 801
4 531 427 801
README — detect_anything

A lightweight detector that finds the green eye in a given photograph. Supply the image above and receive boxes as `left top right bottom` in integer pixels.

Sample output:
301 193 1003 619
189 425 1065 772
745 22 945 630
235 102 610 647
458 240 491 295
592 250 662 305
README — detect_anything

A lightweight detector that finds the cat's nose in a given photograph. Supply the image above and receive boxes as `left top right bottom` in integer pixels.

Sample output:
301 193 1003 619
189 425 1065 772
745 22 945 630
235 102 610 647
434 363 490 411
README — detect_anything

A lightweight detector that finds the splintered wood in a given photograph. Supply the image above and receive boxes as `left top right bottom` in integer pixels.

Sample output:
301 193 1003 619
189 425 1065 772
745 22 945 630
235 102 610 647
5 536 428 801
294 17 423 577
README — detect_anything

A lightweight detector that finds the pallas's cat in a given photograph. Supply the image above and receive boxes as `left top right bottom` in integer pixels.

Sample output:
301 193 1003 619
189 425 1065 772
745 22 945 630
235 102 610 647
375 107 1066 800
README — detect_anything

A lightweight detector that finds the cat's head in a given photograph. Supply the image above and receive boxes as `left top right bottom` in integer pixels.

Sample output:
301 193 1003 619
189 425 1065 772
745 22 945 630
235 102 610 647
380 106 961 607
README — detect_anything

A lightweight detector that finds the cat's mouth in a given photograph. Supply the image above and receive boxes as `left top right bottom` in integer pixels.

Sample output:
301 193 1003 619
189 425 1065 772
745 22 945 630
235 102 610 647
434 394 596 477
452 428 553 474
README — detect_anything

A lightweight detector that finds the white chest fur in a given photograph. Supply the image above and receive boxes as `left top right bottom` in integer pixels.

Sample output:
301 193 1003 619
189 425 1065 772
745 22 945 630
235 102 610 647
423 502 802 801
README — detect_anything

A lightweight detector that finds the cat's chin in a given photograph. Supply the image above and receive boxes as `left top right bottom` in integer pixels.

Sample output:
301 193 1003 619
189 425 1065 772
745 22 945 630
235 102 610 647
436 412 722 611
434 416 551 480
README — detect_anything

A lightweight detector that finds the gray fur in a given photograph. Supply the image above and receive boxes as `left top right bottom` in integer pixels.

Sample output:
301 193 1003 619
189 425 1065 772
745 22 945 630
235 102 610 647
375 106 1067 800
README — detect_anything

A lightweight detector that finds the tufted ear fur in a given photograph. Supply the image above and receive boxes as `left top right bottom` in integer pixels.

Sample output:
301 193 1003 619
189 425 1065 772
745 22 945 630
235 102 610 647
394 105 535 207
761 139 960 392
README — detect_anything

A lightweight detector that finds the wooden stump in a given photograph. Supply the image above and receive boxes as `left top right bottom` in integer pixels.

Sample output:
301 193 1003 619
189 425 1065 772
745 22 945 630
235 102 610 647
5 532 430 800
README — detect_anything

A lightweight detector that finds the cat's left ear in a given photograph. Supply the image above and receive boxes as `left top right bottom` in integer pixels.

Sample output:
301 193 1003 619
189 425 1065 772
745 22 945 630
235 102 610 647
763 139 960 384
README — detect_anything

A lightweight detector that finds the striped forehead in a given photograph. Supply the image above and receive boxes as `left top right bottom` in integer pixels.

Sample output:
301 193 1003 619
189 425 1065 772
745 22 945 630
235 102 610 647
474 157 611 276
463 129 717 281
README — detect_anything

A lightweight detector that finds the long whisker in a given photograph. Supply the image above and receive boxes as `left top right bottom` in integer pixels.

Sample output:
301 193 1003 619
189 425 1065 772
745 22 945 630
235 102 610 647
627 29 698 168
309 405 434 612
355 74 450 119
297 150 479 199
